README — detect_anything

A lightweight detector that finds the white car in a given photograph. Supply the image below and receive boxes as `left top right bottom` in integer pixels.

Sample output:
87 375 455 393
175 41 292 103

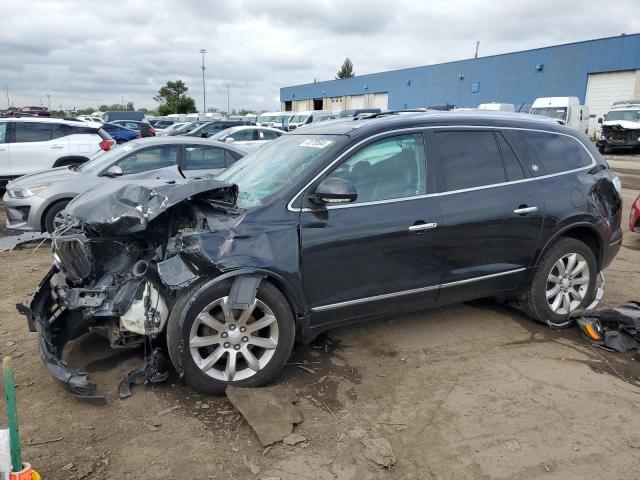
209 125 284 151
0 117 114 185
155 122 187 136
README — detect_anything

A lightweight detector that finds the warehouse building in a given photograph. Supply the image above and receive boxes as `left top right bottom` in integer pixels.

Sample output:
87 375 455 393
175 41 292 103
280 33 640 129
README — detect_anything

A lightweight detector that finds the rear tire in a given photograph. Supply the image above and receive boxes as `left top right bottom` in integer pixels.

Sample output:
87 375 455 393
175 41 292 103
166 279 295 394
43 200 70 233
521 237 597 326
598 146 606 154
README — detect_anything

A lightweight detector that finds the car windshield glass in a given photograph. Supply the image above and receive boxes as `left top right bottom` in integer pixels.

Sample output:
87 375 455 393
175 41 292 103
530 107 567 121
605 109 640 122
209 128 236 140
257 116 275 123
217 134 346 209
338 110 355 118
79 143 138 173
291 115 308 123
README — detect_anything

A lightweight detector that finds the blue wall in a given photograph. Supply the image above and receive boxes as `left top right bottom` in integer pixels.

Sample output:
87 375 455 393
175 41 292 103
280 34 640 110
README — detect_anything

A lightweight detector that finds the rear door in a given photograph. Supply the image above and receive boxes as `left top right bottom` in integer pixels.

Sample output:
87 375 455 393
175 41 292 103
0 121 10 177
428 128 544 303
225 128 255 150
10 122 61 174
181 144 230 177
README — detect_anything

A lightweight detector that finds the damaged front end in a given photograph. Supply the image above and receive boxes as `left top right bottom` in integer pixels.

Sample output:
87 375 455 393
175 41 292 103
17 177 242 403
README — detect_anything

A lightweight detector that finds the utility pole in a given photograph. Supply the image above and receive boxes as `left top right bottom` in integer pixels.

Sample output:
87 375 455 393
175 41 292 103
5 84 9 108
200 49 207 113
121 96 124 109
224 84 231 116
474 41 480 59
46 94 51 110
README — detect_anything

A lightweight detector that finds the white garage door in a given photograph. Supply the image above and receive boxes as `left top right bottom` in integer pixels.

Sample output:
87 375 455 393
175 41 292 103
586 70 637 120
373 92 388 111
350 95 364 109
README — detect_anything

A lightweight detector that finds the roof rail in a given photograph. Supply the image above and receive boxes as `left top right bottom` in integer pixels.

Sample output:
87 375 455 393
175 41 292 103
355 108 431 120
612 99 640 107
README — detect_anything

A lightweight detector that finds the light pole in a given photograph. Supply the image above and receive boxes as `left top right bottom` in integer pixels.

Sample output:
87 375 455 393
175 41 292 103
200 49 207 113
46 94 51 110
5 84 9 108
224 84 231 116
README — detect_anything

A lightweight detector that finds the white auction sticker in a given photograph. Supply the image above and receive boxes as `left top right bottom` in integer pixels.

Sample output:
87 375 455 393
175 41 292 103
299 139 333 149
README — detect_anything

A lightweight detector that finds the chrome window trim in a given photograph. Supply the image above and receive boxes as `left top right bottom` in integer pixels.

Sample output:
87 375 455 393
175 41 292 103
311 267 527 312
287 125 596 213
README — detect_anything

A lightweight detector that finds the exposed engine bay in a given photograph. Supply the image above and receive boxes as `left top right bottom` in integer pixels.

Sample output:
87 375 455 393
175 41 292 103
18 177 243 404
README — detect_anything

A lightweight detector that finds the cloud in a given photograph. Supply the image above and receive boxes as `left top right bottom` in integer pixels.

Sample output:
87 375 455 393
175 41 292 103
2 0 637 112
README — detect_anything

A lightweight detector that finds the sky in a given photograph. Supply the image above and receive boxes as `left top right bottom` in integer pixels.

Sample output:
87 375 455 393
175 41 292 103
1 0 638 113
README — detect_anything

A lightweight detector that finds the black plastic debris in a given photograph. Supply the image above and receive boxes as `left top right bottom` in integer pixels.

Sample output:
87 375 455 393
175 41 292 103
117 347 170 399
574 301 640 352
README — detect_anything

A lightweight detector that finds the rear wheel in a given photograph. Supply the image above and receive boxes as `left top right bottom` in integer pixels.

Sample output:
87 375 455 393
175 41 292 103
522 237 597 325
44 200 70 233
166 279 295 394
598 145 606 154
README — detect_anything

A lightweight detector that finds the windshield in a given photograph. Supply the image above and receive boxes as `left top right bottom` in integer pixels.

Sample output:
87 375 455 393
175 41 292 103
530 107 568 121
78 142 138 173
258 115 275 123
217 134 347 208
209 128 236 140
605 109 640 122
290 114 309 123
338 110 355 118
181 122 201 133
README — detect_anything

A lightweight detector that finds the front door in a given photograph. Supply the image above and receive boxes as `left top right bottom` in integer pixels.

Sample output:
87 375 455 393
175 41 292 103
300 132 442 328
427 128 544 302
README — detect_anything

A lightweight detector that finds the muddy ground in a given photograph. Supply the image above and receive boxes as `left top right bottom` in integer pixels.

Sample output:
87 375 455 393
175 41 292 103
1 154 639 480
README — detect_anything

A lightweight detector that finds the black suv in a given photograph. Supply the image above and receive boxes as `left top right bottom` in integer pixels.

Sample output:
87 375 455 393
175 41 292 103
187 120 256 138
19 111 623 400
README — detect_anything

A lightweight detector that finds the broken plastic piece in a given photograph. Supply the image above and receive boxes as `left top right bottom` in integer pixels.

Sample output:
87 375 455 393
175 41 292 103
117 347 169 399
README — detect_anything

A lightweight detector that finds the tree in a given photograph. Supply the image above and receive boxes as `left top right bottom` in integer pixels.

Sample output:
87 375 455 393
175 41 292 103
154 79 197 115
336 58 355 79
98 102 134 112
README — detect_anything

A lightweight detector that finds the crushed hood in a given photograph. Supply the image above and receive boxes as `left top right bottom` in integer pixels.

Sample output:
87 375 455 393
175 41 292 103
603 120 640 130
65 176 238 235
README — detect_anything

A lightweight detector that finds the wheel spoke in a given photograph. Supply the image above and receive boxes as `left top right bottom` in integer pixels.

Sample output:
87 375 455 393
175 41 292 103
247 336 277 349
237 301 257 325
548 274 561 284
242 349 261 371
200 346 225 371
571 260 587 276
190 334 221 348
568 287 583 301
562 292 571 313
546 284 560 299
550 292 563 312
197 312 226 332
571 276 589 286
554 259 566 277
246 314 276 333
565 254 577 275
224 351 237 381
219 297 234 323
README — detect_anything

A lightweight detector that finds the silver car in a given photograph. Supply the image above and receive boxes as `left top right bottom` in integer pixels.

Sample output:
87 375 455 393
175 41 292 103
209 125 284 152
3 137 246 233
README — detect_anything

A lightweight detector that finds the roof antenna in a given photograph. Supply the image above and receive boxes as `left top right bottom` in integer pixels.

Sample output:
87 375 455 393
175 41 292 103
474 41 480 59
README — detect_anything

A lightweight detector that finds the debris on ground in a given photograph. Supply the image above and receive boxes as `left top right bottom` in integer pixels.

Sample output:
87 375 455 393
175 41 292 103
282 433 307 446
158 405 182 416
574 301 640 352
226 385 302 446
117 347 170 398
503 439 521 452
0 232 48 252
360 437 397 469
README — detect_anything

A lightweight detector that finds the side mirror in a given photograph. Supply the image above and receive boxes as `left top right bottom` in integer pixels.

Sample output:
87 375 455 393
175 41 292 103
312 177 357 205
104 165 123 177
201 132 209 138
597 117 603 124
225 137 235 143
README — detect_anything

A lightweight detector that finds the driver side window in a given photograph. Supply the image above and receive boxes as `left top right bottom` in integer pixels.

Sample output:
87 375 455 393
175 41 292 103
116 146 177 174
326 134 426 204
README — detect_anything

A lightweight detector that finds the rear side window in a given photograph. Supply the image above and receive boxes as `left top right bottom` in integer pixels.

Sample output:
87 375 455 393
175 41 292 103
184 145 226 169
260 130 280 140
496 132 525 181
14 123 52 143
503 130 592 175
52 124 97 138
432 131 506 191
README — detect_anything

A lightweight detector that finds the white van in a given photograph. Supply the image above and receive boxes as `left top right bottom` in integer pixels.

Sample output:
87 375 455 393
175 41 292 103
287 110 333 131
478 103 515 112
256 112 280 127
530 97 589 133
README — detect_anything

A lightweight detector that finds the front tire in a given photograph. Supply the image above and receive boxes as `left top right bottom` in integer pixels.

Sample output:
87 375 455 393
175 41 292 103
166 279 295 394
44 200 70 233
598 145 606 154
522 237 597 326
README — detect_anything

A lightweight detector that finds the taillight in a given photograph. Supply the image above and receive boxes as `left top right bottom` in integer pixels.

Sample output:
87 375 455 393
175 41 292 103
99 139 114 151
149 127 156 134
136 131 141 138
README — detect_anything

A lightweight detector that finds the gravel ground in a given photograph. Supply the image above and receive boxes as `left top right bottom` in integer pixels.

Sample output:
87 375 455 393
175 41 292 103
0 153 639 479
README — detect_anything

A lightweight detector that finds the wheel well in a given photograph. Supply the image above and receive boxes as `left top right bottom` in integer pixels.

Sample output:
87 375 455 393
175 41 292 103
259 275 304 318
40 198 72 231
52 156 89 167
556 226 602 270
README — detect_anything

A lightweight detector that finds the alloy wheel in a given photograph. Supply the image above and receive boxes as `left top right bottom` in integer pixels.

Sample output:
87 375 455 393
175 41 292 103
52 210 67 230
545 253 590 315
189 296 279 382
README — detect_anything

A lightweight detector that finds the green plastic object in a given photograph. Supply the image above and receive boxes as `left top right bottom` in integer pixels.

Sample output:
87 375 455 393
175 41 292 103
3 356 22 472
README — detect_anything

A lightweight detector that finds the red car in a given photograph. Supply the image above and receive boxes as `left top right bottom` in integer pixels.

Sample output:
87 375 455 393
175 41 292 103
631 193 640 234
18 106 51 116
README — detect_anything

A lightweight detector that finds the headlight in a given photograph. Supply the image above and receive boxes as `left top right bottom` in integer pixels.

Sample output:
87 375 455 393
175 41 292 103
7 184 50 199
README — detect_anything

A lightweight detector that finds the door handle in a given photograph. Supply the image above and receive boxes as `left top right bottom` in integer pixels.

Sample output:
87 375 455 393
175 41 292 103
514 206 538 214
50 144 64 149
409 222 438 232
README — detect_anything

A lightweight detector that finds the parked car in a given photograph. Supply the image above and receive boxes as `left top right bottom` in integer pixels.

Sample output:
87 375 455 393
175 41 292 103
630 192 640 234
151 119 175 129
209 126 284 152
186 120 255 138
530 97 589 133
18 111 623 400
287 110 332 131
110 120 156 137
336 108 381 118
596 100 640 154
100 122 140 143
76 115 103 123
256 112 280 127
0 117 114 185
3 137 246 233
477 103 515 112
102 111 146 122
155 122 187 137
164 121 210 136
17 106 51 116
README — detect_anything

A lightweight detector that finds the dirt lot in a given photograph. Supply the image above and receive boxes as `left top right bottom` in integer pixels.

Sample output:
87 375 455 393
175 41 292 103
1 154 639 480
